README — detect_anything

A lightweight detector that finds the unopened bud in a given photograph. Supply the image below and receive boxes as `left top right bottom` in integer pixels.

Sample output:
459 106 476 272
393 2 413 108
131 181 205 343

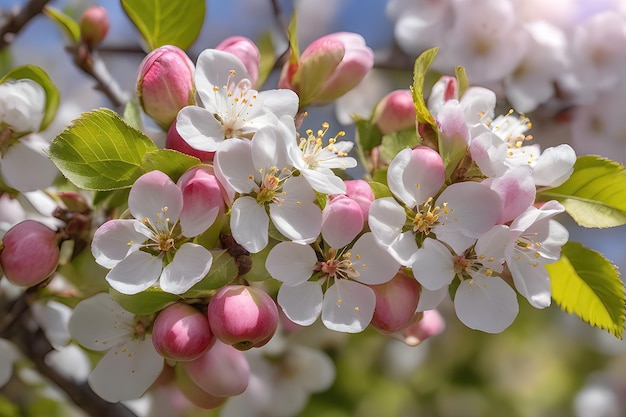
279 32 373 106
208 285 278 350
401 309 445 347
341 179 375 219
370 271 421 334
1 220 59 286
182 340 250 397
178 166 226 237
151 303 214 361
175 363 227 409
372 90 416 135
215 36 260 87
136 45 195 130
322 195 363 248
79 6 110 49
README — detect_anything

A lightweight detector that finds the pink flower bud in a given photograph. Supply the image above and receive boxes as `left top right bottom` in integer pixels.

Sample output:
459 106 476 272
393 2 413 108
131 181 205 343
322 195 364 248
175 363 227 409
136 46 195 130
370 271 421 334
371 90 416 135
343 179 375 219
182 340 250 397
79 6 110 49
279 32 373 106
400 309 445 347
428 75 459 116
177 166 226 237
208 285 278 350
166 122 215 162
215 36 260 87
1 220 59 286
151 303 214 361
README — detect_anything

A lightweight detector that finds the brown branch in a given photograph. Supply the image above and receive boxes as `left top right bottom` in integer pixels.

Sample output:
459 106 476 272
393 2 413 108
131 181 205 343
0 0 51 49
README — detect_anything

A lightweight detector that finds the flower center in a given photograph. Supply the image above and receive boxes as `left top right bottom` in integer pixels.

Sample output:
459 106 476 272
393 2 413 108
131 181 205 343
137 206 181 254
319 248 360 280
412 198 448 234
213 70 259 139
299 122 347 169
252 166 291 205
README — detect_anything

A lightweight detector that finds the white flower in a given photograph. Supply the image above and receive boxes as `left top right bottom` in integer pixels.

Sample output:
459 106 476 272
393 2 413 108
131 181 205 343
176 49 298 152
0 134 58 192
214 124 322 253
91 170 213 295
0 78 45 134
289 122 357 194
266 233 400 332
0 339 19 388
68 293 164 402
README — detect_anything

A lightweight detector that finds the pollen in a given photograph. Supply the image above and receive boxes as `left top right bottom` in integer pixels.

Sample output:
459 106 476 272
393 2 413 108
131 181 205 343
354 307 360 312
337 299 342 306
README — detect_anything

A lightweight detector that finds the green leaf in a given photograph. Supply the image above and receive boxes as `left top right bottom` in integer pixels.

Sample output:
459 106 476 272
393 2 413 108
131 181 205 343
547 241 625 338
368 181 392 199
380 128 420 163
286 12 300 64
538 155 626 228
1 65 60 131
182 250 238 297
121 0 205 50
49 108 158 190
123 97 143 131
110 287 179 315
141 149 200 183
454 65 469 98
44 6 81 44
411 47 438 129
354 116 383 152
256 31 275 88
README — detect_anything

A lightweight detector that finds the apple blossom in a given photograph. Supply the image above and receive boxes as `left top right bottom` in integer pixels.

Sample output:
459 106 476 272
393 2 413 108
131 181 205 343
151 303 214 361
0 78 45 136
0 219 59 286
279 32 374 106
136 45 195 130
176 49 298 152
0 133 59 192
215 36 260 87
214 124 322 253
208 285 278 350
266 232 400 332
91 170 214 295
68 293 164 402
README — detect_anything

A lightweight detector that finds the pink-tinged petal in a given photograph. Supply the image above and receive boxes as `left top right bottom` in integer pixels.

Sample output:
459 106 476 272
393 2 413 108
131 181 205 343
532 144 576 187
389 146 445 209
277 282 323 326
416 286 448 312
106 251 162 295
91 219 150 268
509 257 552 309
1 136 58 192
486 166 535 224
266 241 317 285
68 293 134 351
214 138 258 194
160 243 213 294
129 171 182 227
437 100 470 148
88 338 163 402
412 238 455 291
454 276 519 333
231 196 269 253
322 280 375 333
427 75 458 116
469 130 508 177
321 196 363 248
176 106 225 152
195 49 249 104
349 233 400 285
257 89 299 118
460 86 496 125
509 200 564 234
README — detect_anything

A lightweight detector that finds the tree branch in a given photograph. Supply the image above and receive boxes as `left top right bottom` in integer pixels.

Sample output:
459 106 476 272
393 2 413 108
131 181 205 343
0 0 51 49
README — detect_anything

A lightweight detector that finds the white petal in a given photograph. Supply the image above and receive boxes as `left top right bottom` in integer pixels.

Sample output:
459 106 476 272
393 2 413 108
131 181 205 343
44 345 91 383
266 241 317 285
412 238 455 291
195 49 249 101
278 282 323 326
287 345 335 392
454 276 519 333
509 257 552 309
301 168 346 195
321 280 375 333
91 219 150 269
533 144 576 187
160 243 213 294
68 293 134 351
128 171 183 228
271 201 321 245
231 196 269 253
368 197 405 246
88 338 163 402
214 138 258 193
1 137 57 192
106 251 163 295
416 286 448 312
32 300 72 349
251 124 294 171
349 233 400 285
0 339 18 387
387 148 417 207
258 89 299 118
176 106 224 152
